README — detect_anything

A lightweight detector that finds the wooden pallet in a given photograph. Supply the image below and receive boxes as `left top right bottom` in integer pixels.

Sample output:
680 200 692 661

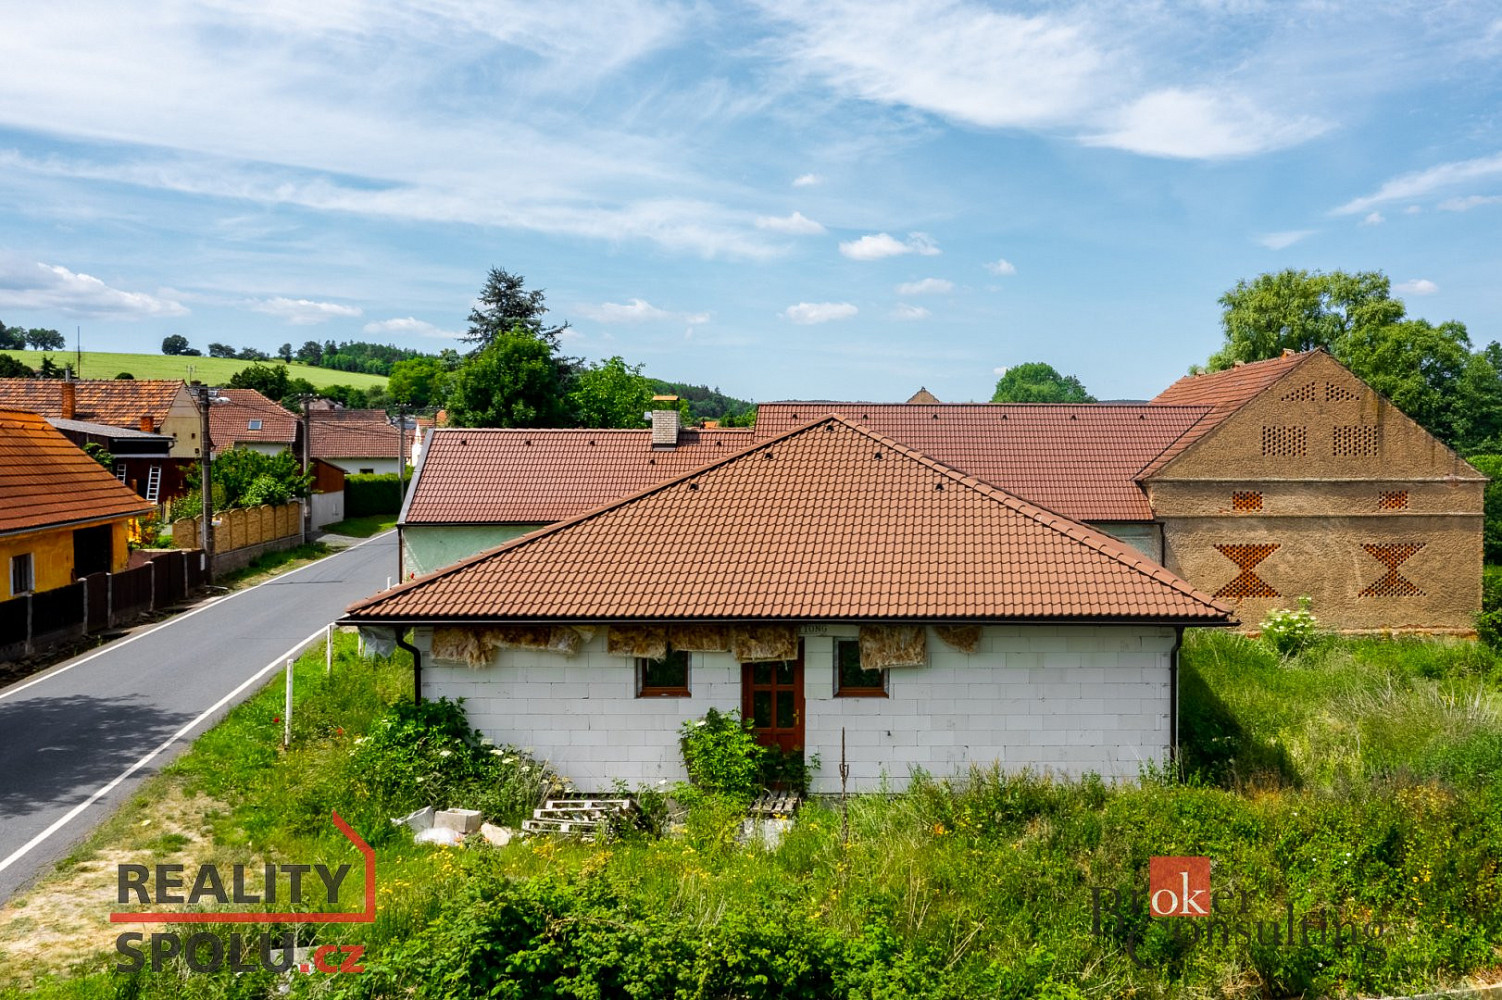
748 792 802 818
522 797 637 839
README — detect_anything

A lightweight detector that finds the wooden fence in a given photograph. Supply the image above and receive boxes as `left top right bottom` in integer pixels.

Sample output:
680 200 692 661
171 502 301 552
0 549 207 661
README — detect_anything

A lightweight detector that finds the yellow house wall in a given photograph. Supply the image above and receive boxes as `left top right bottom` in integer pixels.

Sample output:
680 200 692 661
163 389 204 459
0 518 137 600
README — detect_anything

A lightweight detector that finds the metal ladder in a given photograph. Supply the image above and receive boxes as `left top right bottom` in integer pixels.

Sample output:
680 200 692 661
145 465 162 501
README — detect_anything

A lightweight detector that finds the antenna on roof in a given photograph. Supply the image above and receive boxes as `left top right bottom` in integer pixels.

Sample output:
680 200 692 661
75 326 82 379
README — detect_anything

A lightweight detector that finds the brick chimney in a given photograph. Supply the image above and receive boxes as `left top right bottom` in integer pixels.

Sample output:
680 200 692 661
60 379 75 420
650 395 679 449
140 414 155 433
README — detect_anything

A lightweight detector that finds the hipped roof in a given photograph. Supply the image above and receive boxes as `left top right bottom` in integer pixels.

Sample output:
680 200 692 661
0 378 184 429
0 409 156 536
346 416 1234 626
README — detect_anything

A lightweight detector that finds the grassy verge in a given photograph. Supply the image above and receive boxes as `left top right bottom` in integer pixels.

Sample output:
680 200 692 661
216 542 333 590
321 515 397 538
5 631 1502 998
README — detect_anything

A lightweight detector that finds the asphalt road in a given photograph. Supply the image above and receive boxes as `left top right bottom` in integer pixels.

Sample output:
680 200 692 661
0 531 398 904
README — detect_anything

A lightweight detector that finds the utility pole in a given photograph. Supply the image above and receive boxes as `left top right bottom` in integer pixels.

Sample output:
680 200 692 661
189 384 217 578
301 395 315 540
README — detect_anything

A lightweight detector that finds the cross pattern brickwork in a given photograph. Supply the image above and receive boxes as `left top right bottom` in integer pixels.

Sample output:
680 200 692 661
1213 543 1280 599
1281 381 1318 402
1360 543 1425 597
1377 491 1409 511
1325 382 1359 402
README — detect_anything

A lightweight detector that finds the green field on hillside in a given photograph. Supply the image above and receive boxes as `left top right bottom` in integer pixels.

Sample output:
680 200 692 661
0 350 387 389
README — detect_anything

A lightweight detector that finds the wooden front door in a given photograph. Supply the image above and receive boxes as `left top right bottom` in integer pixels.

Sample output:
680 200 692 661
742 646 804 752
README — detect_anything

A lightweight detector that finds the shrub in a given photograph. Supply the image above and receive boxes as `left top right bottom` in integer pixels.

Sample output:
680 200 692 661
1260 595 1320 656
678 707 764 798
345 696 556 834
345 472 405 516
1478 609 1502 651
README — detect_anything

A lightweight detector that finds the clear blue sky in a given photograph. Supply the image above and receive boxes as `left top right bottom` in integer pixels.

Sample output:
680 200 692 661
0 2 1499 403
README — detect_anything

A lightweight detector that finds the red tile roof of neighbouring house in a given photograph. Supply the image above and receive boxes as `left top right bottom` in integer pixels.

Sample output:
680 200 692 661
752 403 1211 521
0 409 156 536
0 379 185 430
1138 350 1317 477
402 427 756 524
347 417 1235 625
209 389 299 449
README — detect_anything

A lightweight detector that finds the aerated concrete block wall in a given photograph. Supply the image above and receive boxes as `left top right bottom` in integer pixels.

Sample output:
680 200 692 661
415 624 1176 793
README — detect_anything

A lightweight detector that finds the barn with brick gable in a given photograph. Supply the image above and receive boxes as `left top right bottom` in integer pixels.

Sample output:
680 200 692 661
347 416 1234 792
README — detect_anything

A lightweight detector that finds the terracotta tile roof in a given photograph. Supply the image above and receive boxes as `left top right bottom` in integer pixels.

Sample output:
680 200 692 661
1139 350 1315 477
209 389 298 448
311 421 417 461
347 417 1234 625
0 378 184 430
0 409 155 536
403 427 756 524
753 403 1209 521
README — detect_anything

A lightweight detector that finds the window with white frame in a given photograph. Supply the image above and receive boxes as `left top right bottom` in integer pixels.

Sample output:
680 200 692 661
834 638 886 696
247 419 262 430
10 553 35 596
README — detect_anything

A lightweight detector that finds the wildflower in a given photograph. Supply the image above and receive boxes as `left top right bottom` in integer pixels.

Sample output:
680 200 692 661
272 716 280 724
480 737 495 747
695 720 707 727
658 779 667 786
490 749 504 756
438 749 453 758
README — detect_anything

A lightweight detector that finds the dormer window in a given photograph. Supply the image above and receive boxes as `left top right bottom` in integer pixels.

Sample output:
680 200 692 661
247 419 262 430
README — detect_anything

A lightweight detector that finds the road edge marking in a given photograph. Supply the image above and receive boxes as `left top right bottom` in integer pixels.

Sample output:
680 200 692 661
0 530 392 703
0 626 330 878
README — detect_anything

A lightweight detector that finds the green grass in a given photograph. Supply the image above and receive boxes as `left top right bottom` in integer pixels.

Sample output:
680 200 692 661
9 631 1502 999
0 350 387 389
322 514 397 538
215 541 332 589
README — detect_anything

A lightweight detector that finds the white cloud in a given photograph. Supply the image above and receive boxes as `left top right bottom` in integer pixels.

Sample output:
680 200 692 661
892 303 929 320
1085 88 1327 159
758 1 1327 160
792 173 821 187
1437 194 1502 211
1333 152 1502 215
1404 205 1422 215
1257 230 1315 250
577 298 710 324
1395 278 1438 296
992 366 1008 376
0 256 187 318
895 277 953 295
363 316 460 339
782 301 858 324
250 297 362 324
984 258 1017 276
839 232 941 260
755 211 826 235
1361 212 1385 226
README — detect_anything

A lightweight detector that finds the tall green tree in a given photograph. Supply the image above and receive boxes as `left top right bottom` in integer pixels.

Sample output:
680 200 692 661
0 353 34 377
25 328 65 350
228 363 291 399
990 362 1095 403
161 334 193 356
446 329 571 428
464 267 570 350
0 324 26 350
387 356 451 410
1210 269 1502 452
568 356 656 428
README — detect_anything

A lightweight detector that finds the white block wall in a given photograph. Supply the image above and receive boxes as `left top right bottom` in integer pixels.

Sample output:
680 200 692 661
414 624 1176 793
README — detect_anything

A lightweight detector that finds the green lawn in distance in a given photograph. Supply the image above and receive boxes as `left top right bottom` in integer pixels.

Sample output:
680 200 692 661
0 350 388 389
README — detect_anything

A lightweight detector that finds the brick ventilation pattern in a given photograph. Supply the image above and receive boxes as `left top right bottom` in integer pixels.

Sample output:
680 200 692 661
1231 490 1263 511
1325 382 1359 402
1333 425 1379 457
1281 381 1318 402
1213 543 1280 599
1377 490 1409 511
1360 543 1425 596
1261 425 1307 457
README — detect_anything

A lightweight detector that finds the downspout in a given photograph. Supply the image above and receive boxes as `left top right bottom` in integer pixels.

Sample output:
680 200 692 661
1169 626 1184 765
395 627 422 704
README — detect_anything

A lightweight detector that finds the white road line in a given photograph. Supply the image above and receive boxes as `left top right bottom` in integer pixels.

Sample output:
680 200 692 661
0 627 330 878
0 530 392 703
